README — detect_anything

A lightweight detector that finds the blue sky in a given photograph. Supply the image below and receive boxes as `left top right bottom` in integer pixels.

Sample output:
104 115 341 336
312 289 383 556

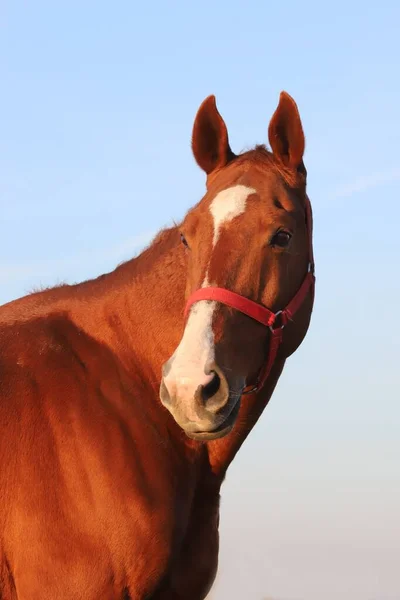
2 1 400 598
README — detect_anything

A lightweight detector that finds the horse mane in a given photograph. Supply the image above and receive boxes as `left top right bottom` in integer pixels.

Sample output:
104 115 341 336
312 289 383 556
112 225 180 281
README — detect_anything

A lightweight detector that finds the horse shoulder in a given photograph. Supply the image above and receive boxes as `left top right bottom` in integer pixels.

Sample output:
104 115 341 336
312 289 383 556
0 315 193 598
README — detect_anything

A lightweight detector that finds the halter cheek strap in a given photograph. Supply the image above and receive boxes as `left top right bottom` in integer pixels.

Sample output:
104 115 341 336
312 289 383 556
183 196 315 395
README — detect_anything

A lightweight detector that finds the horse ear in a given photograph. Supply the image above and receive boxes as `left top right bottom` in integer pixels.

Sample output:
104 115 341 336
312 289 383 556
268 91 305 171
191 95 235 175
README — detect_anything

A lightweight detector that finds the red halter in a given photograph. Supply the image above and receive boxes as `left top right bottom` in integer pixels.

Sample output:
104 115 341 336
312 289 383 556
184 196 315 395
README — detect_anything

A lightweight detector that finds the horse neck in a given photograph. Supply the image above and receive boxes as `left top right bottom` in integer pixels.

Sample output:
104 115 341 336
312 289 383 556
73 227 187 386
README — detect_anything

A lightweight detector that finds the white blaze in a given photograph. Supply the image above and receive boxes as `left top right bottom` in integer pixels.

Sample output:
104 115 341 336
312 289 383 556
166 185 256 396
209 185 256 246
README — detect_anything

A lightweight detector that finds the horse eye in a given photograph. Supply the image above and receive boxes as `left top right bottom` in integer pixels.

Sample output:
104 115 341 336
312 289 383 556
270 230 292 248
180 232 189 248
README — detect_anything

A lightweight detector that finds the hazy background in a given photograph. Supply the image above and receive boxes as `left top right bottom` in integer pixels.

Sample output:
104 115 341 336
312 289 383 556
1 2 400 598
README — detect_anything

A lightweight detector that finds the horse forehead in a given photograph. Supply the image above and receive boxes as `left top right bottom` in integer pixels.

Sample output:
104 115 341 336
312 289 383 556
209 185 257 246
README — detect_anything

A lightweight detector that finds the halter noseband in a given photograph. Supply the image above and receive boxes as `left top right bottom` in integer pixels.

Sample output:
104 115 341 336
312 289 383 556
183 196 315 395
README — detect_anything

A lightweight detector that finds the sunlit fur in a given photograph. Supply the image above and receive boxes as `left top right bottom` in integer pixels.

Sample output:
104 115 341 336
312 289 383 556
0 92 314 599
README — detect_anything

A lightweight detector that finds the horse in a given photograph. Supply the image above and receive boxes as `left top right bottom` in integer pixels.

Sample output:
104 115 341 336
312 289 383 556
0 91 315 599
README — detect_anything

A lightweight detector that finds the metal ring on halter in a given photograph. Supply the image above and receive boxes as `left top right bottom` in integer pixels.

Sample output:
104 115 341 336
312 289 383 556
269 310 285 333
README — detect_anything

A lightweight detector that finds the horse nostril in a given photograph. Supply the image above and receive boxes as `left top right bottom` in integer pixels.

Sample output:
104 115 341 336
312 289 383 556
201 371 221 403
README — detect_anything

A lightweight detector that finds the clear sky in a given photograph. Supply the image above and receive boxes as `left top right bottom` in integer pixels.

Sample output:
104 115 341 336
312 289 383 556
2 2 400 599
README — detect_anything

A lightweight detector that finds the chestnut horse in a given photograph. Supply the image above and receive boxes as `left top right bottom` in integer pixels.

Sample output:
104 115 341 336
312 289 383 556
0 91 315 599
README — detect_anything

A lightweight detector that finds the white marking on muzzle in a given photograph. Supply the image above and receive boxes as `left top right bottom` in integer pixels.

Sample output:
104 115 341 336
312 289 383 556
165 299 216 397
165 185 256 399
